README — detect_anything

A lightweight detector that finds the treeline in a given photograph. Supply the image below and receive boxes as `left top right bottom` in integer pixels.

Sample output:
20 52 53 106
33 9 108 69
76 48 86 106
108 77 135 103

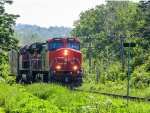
0 0 18 82
15 24 72 45
72 1 150 88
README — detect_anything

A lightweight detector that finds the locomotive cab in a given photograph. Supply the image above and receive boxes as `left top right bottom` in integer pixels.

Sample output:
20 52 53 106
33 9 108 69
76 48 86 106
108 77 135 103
47 38 82 86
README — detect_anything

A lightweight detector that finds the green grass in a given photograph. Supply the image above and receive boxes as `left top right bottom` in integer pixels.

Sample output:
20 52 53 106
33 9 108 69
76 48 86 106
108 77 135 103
0 83 150 113
0 83 60 113
25 83 150 113
78 81 150 98
0 106 5 113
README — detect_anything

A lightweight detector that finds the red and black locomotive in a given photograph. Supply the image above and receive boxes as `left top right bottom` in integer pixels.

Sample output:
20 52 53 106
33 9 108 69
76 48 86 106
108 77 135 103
9 38 82 86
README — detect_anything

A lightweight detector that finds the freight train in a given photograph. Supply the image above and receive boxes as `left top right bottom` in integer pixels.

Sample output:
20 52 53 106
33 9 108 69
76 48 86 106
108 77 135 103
9 38 82 86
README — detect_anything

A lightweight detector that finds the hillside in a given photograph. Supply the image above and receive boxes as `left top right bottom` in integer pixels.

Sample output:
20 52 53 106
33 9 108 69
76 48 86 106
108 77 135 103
14 24 72 45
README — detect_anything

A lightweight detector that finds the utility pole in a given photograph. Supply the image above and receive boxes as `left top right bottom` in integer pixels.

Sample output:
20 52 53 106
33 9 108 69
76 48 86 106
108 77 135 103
88 37 92 74
108 34 125 71
120 36 125 71
84 37 99 74
123 42 136 106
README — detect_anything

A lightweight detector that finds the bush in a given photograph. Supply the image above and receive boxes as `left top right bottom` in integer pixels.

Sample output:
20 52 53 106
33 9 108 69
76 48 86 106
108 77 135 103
6 76 16 85
0 76 5 83
0 51 10 78
100 61 122 82
131 64 150 88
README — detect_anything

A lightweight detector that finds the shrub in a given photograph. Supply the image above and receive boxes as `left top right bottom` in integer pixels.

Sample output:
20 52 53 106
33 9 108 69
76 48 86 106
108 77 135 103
0 51 10 78
6 76 16 85
131 64 150 88
0 76 5 83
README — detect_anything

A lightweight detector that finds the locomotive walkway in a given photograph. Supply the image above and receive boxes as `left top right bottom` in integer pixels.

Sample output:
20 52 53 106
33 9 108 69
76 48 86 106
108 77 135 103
73 89 150 102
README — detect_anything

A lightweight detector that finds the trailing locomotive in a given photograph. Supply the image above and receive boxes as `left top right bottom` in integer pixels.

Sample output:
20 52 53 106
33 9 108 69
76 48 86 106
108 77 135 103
9 38 82 86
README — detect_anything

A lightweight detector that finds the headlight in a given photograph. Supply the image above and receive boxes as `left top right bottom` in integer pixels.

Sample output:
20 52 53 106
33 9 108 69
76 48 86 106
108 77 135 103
64 49 68 56
56 65 61 70
73 65 78 70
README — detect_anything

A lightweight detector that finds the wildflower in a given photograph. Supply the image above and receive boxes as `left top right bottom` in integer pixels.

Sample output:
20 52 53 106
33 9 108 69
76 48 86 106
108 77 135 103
106 98 112 104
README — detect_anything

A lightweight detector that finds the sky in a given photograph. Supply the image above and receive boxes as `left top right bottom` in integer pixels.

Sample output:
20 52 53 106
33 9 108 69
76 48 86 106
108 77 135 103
5 0 139 28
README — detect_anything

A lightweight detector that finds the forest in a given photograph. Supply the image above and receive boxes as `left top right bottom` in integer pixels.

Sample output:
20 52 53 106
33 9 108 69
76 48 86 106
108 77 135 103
14 24 72 45
0 0 150 112
71 1 150 91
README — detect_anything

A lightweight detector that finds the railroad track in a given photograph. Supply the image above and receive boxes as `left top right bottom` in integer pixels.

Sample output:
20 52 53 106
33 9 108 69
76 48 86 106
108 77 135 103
72 89 150 102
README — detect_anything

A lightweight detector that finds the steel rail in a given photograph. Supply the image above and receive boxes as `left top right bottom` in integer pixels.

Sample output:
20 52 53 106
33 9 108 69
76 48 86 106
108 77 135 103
72 89 150 102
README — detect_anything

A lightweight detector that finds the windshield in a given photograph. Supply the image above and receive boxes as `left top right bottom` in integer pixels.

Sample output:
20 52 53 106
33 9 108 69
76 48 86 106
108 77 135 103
49 42 64 51
66 42 80 50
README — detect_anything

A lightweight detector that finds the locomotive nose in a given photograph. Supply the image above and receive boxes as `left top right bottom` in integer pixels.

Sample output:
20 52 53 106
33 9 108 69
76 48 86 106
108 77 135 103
50 48 81 72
